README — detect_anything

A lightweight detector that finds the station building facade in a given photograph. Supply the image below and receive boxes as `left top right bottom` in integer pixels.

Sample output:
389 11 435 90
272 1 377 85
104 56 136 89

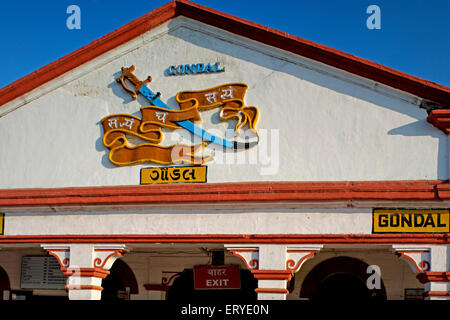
0 0 449 301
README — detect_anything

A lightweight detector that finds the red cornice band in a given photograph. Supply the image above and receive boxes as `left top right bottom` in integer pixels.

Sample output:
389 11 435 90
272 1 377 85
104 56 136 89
0 180 448 208
427 109 450 134
251 270 294 281
254 288 289 294
423 291 450 297
64 285 103 291
0 234 448 245
417 272 450 284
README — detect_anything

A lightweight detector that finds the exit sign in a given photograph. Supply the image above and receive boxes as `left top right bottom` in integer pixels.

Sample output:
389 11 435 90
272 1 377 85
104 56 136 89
193 265 240 290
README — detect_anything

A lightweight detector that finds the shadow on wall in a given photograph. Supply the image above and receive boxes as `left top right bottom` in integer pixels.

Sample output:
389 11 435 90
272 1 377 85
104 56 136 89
387 120 449 179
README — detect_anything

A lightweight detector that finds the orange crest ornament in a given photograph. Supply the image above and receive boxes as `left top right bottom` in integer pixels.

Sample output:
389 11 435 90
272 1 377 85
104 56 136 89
101 66 260 166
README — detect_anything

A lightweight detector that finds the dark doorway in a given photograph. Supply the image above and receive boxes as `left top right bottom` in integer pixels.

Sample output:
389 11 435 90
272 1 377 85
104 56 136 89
300 256 387 301
167 268 257 302
0 266 10 301
101 259 139 300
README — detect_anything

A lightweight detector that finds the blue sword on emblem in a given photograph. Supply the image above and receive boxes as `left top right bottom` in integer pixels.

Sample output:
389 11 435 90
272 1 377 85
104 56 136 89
116 66 258 150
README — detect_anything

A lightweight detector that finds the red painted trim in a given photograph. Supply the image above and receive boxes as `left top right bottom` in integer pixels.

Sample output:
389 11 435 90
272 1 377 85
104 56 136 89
427 110 450 134
228 251 258 270
417 272 450 284
396 252 427 273
45 249 69 268
63 268 110 279
175 0 450 106
65 285 103 291
0 180 448 208
0 0 449 108
286 251 318 271
143 284 169 292
435 183 450 199
254 288 289 294
423 291 450 297
93 250 125 268
419 260 431 272
1 234 447 245
251 270 293 281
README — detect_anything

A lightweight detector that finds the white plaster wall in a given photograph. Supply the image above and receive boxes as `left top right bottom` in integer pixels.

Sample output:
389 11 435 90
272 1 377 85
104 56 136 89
4 208 372 236
0 17 445 189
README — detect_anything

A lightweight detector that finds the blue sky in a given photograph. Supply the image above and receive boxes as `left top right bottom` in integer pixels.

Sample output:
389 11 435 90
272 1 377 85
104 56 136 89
0 0 449 88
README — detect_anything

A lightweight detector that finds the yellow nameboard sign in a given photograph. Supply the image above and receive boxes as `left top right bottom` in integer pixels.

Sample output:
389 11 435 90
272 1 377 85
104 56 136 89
141 166 207 184
0 213 4 235
373 209 450 233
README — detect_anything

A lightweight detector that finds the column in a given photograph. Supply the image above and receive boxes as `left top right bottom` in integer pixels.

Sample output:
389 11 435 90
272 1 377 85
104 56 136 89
42 244 129 300
393 244 450 300
226 244 323 300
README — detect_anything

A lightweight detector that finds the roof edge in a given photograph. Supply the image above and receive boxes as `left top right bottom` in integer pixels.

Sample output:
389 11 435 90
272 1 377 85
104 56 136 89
0 1 177 107
174 0 450 106
1 0 449 108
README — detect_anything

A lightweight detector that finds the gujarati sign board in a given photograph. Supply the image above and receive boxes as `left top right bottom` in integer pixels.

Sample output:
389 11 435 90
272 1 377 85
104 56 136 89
194 265 241 290
373 209 450 233
141 166 207 184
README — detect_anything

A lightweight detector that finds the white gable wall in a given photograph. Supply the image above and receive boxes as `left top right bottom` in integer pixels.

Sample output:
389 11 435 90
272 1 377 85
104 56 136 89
0 17 445 189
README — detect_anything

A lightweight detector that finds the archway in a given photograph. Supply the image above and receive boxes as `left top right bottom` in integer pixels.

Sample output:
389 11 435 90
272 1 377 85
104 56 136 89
0 266 10 301
316 273 370 300
101 259 139 300
300 256 386 301
167 268 257 302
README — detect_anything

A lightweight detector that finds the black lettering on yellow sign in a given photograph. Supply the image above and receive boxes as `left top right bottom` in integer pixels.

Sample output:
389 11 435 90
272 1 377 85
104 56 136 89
140 166 207 184
373 209 450 233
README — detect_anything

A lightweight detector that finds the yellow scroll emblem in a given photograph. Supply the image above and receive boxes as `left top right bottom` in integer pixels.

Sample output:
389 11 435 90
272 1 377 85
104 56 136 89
101 83 259 166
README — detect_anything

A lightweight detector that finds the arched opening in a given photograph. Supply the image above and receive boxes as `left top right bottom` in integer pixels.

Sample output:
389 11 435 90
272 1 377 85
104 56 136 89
317 273 370 300
101 259 139 300
0 265 10 301
300 256 386 301
167 268 257 302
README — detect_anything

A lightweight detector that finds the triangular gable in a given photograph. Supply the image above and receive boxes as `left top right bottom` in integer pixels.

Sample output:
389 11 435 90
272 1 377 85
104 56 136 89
1 0 449 109
0 0 449 190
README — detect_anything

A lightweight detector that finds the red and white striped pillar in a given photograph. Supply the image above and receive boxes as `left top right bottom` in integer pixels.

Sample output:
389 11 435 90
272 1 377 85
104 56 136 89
226 244 323 300
393 245 450 300
42 244 129 300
